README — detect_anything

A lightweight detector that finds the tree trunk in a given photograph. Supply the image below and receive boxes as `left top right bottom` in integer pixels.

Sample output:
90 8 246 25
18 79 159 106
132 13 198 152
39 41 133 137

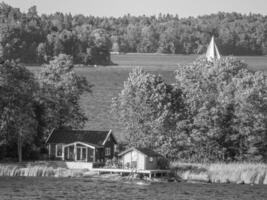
18 131 22 162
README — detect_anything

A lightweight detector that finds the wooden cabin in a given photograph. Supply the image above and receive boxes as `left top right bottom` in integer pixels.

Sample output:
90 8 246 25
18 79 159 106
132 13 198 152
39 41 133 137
118 147 163 170
46 128 118 163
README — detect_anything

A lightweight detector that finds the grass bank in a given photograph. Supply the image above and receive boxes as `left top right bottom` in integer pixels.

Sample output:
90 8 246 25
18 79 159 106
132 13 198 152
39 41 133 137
171 162 267 184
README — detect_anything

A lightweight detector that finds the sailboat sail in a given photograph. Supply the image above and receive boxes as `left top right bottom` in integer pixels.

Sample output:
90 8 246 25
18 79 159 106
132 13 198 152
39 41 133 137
206 36 221 61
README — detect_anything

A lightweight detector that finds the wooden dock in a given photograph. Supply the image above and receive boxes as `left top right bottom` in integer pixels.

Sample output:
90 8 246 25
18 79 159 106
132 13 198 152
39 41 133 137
91 168 171 178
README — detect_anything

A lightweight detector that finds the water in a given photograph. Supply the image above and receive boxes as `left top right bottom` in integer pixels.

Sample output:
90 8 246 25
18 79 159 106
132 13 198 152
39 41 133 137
0 177 266 200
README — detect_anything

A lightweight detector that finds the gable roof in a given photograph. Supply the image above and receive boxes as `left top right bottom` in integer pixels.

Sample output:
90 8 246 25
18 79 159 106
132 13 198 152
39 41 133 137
118 147 162 157
46 129 117 146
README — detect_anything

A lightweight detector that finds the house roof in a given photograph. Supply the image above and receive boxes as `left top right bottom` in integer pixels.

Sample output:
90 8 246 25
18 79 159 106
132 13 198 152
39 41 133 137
118 147 162 157
46 129 116 147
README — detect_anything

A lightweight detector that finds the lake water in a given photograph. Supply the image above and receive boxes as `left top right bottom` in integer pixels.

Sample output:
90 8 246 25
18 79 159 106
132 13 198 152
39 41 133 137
111 54 267 71
0 177 267 200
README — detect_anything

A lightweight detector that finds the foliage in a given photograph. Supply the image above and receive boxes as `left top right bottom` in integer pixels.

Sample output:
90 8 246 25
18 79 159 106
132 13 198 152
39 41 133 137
112 67 187 158
112 57 267 162
0 60 38 161
0 3 112 65
157 157 170 169
0 54 92 161
175 57 267 162
87 29 112 65
38 54 92 138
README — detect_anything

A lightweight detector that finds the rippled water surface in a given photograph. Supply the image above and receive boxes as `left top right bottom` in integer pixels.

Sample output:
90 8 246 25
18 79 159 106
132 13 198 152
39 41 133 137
0 177 267 200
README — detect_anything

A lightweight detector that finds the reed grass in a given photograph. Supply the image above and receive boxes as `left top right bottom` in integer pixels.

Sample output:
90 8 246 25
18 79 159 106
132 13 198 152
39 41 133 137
0 163 88 177
171 162 267 184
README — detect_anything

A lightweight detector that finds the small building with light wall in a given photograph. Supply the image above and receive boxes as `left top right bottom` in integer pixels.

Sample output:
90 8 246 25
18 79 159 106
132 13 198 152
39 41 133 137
45 128 118 163
118 147 164 170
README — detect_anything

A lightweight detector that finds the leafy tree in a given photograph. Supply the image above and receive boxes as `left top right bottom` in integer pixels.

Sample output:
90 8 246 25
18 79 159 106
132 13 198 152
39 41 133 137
38 54 92 138
37 42 47 63
125 24 141 52
112 67 187 158
138 25 158 53
175 57 267 162
88 29 112 65
0 60 38 162
58 29 77 57
158 25 182 54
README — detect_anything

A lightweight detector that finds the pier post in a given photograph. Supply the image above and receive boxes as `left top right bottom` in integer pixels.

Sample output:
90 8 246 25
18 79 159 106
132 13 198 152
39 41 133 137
74 143 77 161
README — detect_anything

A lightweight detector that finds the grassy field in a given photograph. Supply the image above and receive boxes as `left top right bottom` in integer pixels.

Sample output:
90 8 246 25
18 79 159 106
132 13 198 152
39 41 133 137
29 54 267 140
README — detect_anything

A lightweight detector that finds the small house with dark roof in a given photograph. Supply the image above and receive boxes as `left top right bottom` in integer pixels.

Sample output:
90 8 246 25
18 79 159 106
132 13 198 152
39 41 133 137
118 147 164 170
46 128 118 163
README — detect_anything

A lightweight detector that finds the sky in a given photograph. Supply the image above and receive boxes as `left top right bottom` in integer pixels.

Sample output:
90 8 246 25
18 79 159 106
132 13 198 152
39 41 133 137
2 0 267 17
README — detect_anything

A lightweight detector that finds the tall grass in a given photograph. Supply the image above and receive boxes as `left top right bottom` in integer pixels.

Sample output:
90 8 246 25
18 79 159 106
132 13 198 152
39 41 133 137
0 162 88 177
171 162 267 184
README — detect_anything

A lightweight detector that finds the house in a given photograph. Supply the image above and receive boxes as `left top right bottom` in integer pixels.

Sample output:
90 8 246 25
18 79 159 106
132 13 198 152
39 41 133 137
118 147 164 170
46 128 118 163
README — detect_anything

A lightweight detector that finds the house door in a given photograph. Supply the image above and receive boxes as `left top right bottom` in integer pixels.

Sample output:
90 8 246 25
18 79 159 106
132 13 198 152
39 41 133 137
131 151 137 168
65 146 74 161
77 147 87 161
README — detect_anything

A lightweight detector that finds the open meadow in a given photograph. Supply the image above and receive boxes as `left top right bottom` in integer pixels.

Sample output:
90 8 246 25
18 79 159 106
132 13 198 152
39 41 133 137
28 54 267 140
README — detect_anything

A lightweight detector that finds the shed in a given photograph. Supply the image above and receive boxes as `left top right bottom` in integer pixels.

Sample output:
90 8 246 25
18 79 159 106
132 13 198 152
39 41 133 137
118 147 163 170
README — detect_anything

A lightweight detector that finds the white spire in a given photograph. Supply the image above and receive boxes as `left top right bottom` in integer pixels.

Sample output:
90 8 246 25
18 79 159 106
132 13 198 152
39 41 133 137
206 36 221 61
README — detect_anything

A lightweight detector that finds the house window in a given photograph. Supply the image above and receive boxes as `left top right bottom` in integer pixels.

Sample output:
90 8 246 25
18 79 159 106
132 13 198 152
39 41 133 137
56 144 63 157
105 147 111 156
149 157 154 162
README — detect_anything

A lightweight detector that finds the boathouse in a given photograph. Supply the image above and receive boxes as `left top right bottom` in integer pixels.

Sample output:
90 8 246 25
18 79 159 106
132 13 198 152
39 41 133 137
46 128 118 163
118 147 164 170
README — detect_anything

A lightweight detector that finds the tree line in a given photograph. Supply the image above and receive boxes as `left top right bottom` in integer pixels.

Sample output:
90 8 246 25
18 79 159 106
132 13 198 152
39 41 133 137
0 3 112 65
112 57 267 162
0 54 91 161
1 3 267 65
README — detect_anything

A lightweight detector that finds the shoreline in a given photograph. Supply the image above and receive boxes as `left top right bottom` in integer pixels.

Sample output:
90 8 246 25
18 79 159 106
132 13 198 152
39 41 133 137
1 162 267 185
0 163 170 186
